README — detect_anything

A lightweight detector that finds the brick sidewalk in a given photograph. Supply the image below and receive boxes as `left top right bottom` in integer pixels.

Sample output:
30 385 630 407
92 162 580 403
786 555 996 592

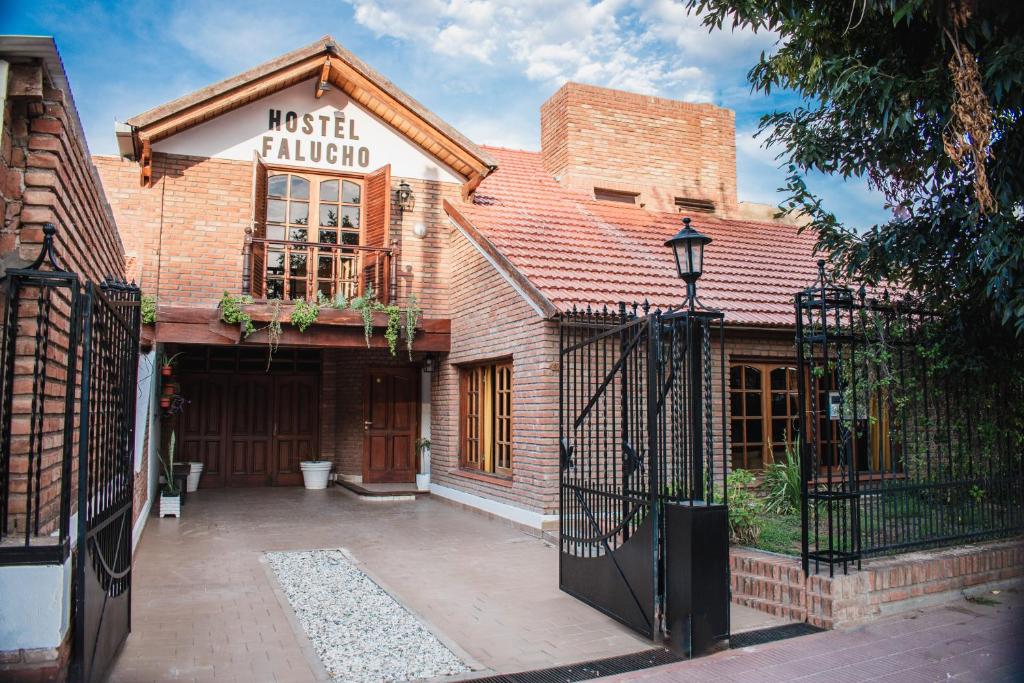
605 587 1023 682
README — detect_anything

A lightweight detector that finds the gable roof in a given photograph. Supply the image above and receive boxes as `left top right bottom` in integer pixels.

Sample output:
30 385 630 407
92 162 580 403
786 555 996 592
445 146 821 327
124 36 496 187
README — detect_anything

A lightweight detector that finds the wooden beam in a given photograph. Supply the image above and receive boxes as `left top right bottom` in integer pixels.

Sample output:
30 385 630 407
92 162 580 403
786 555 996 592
137 56 324 144
328 62 490 179
315 57 331 98
153 304 451 350
139 140 152 188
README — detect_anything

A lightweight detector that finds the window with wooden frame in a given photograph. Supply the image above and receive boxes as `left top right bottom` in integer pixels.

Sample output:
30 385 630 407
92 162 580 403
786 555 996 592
263 170 362 300
250 162 392 303
730 362 891 475
730 363 801 470
460 361 513 476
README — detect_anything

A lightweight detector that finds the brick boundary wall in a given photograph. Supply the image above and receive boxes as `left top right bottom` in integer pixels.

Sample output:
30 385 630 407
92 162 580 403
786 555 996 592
0 631 70 683
731 538 1024 629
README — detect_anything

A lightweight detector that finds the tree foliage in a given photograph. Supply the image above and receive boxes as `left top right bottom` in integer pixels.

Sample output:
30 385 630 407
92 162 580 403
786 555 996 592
687 0 1024 383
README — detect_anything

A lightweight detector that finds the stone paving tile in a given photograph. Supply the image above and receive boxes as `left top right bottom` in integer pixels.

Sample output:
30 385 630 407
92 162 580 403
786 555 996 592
604 587 1023 683
110 488 671 681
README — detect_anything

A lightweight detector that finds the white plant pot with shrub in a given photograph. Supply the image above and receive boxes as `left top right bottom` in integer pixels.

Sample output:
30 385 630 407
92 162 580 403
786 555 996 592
186 461 204 492
415 438 431 491
158 432 182 518
300 458 332 489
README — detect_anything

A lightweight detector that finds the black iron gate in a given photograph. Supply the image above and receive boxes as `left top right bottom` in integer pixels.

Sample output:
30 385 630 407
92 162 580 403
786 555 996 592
0 225 141 682
74 277 141 683
559 302 729 656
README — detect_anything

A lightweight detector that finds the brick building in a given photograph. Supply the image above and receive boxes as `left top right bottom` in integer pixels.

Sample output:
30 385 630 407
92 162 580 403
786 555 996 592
92 35 819 533
0 36 147 681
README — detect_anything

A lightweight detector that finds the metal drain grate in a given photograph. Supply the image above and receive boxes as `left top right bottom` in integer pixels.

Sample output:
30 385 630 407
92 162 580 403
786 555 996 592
470 648 682 682
729 622 824 649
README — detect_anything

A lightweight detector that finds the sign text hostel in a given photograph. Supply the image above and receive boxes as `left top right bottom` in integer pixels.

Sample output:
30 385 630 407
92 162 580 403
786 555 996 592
260 108 371 169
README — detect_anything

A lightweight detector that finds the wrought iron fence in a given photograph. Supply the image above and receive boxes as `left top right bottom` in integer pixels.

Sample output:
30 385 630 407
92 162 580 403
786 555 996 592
559 301 729 650
795 263 1024 576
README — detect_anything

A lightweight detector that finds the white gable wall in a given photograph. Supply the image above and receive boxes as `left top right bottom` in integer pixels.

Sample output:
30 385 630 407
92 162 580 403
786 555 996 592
152 79 463 183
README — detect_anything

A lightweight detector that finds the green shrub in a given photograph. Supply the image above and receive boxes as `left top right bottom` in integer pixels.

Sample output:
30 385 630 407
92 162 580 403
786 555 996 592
762 444 802 515
141 294 157 324
727 469 762 545
290 298 320 333
219 292 255 337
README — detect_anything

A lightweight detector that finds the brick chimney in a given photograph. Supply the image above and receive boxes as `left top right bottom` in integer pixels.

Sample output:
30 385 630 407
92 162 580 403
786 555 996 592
540 82 738 214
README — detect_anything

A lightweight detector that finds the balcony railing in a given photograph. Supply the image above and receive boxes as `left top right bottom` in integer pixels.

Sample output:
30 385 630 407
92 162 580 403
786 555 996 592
247 238 393 304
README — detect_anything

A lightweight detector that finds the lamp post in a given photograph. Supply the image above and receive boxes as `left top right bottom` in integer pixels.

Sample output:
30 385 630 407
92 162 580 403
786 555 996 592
665 216 713 499
664 216 712 309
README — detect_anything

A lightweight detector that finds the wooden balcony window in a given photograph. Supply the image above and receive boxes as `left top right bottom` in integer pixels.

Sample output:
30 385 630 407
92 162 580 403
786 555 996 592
249 162 393 304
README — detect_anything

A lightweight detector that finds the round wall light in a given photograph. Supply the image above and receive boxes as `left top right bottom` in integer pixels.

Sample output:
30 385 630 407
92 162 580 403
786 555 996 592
412 221 428 239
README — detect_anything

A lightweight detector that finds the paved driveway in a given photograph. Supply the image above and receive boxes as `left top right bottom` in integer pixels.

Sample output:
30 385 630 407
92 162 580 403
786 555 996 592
110 487 658 682
605 587 1024 682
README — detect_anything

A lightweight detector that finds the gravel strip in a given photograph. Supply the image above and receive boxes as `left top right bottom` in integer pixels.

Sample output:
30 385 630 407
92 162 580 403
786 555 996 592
266 549 469 682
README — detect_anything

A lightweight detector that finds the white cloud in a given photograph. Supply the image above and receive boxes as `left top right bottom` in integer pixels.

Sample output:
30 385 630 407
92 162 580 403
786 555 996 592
343 0 765 102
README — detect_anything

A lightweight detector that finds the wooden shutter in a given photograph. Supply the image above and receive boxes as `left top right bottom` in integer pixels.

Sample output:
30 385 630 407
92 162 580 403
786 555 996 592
250 153 268 297
360 164 391 300
362 164 391 248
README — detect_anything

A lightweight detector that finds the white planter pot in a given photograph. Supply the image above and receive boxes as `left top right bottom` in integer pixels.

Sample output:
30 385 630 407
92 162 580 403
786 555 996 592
160 493 181 518
186 462 204 493
416 473 430 491
300 461 333 489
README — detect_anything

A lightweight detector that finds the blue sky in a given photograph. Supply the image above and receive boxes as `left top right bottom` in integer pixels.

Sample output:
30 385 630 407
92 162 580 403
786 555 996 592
2 0 888 228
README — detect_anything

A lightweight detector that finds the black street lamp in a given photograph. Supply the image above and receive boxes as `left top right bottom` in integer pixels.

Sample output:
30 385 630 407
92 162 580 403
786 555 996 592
664 216 712 307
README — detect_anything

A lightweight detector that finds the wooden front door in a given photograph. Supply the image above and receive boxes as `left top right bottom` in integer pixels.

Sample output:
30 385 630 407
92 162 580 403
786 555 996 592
177 368 319 487
363 368 418 483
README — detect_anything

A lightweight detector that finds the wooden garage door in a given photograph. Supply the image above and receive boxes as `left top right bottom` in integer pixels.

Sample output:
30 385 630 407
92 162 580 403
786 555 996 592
176 349 320 487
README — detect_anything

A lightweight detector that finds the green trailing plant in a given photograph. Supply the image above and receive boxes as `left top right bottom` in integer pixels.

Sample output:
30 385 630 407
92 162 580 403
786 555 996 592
727 469 762 546
762 443 802 515
404 294 421 360
157 432 179 496
141 294 157 325
290 297 320 333
219 292 255 338
350 285 377 348
265 298 283 370
378 303 402 357
332 291 348 310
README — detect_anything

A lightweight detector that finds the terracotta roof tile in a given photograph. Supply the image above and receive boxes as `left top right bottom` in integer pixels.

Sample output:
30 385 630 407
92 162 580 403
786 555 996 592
451 147 821 327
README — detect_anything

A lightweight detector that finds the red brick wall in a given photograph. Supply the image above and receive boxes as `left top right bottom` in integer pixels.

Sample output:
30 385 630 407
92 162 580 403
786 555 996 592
540 82 738 214
731 540 1024 629
0 63 131 541
93 153 461 316
1 68 124 281
431 224 560 515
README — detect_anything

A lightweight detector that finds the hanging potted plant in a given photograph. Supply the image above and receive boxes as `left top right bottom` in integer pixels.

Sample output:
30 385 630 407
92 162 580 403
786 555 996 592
158 432 182 517
159 394 172 410
160 352 184 377
299 454 332 489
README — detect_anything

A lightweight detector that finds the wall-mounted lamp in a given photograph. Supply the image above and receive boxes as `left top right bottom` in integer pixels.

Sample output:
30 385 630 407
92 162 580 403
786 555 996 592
422 354 436 373
395 181 415 213
412 221 428 239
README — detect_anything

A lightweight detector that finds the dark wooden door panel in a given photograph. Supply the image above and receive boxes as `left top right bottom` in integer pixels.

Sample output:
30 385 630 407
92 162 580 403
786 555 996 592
176 366 319 488
273 375 319 486
178 375 227 487
363 368 418 483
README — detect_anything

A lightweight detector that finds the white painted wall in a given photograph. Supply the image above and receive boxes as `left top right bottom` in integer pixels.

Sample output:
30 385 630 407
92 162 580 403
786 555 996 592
0 558 72 650
152 79 463 183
